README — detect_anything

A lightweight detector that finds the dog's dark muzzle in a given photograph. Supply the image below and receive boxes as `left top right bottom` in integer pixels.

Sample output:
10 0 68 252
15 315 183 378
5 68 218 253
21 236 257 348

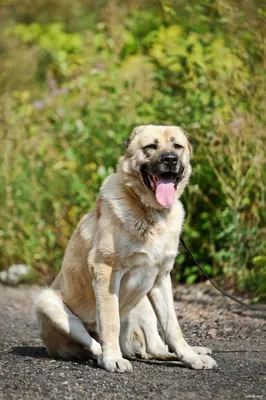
151 152 184 176
160 152 178 168
141 152 185 190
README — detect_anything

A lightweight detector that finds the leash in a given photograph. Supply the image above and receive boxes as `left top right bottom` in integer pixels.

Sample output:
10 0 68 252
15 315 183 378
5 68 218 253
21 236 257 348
180 237 266 312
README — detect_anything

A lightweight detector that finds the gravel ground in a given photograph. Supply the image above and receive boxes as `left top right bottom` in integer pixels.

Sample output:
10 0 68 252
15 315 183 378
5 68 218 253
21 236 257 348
0 283 265 400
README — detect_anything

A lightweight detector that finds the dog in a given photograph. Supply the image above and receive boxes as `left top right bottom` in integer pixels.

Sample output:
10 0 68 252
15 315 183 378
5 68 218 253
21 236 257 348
35 125 217 372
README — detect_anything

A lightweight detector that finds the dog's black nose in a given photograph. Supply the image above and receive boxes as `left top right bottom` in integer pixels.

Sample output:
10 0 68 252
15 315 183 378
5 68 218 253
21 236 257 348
160 152 178 167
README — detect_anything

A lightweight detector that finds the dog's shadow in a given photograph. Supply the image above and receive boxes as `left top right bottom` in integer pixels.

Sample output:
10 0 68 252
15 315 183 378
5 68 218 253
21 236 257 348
10 346 187 369
10 346 49 359
10 346 99 368
133 358 185 369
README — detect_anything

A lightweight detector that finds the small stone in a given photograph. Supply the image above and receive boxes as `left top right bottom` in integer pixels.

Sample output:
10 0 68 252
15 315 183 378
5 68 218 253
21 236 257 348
207 329 217 339
0 264 31 285
224 326 233 332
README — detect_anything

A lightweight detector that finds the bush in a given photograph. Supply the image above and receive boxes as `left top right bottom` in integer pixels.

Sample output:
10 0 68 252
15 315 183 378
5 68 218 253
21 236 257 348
0 0 265 299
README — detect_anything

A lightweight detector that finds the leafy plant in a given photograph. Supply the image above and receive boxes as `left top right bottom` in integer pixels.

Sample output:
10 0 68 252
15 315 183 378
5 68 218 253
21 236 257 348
0 0 265 299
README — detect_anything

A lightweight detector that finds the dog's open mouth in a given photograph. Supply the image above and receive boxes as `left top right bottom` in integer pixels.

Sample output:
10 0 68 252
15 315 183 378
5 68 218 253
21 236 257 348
142 171 183 207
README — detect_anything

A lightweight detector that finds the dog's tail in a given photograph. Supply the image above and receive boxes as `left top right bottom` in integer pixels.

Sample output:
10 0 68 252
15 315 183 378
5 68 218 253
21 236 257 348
35 288 101 360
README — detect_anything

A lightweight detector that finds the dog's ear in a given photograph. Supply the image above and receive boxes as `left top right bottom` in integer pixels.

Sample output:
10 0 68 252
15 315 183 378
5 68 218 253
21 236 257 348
125 126 146 149
124 136 132 149
187 136 193 153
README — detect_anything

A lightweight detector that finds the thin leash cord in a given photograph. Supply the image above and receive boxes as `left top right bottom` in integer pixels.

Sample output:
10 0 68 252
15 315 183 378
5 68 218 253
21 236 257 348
180 238 266 312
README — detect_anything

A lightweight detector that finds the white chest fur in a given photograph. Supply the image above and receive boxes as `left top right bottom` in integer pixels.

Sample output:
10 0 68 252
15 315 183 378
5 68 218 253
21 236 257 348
118 201 184 270
117 201 185 313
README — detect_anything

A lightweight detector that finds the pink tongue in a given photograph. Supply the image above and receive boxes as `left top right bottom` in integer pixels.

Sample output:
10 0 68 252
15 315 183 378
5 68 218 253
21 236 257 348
155 176 175 207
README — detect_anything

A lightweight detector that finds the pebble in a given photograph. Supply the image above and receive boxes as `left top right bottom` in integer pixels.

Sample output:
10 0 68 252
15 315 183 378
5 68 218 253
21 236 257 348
207 329 217 339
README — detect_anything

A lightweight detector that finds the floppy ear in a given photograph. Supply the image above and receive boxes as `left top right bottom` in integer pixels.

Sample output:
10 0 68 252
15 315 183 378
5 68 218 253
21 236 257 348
125 125 145 149
187 136 193 153
124 136 131 149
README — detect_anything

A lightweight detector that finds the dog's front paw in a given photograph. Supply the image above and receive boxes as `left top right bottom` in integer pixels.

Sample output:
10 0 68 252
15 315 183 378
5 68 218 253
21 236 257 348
191 346 212 355
87 341 102 360
97 355 132 373
187 354 217 370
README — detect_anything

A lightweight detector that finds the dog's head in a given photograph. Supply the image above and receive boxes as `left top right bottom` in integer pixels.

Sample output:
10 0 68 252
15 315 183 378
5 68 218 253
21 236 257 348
120 125 192 209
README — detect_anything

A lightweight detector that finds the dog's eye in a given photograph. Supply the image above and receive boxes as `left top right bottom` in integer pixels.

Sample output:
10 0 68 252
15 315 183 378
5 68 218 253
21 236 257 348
143 144 158 150
173 143 184 150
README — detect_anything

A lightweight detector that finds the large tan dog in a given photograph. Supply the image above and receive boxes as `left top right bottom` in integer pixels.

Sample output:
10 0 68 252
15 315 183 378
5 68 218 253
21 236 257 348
36 125 217 372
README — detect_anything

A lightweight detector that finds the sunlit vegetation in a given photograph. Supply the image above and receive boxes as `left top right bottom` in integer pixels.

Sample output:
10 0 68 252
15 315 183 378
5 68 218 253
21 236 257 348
0 0 265 299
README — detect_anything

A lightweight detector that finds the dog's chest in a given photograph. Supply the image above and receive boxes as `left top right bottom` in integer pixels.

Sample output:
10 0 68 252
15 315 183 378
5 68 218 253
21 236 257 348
118 216 180 312
118 212 180 271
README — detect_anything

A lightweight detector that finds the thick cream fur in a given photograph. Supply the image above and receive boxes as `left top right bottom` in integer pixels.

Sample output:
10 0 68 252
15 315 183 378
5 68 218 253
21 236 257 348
35 125 217 372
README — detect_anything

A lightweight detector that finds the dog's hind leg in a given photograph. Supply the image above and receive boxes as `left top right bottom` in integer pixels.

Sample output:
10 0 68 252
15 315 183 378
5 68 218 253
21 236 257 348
120 296 172 360
35 288 102 360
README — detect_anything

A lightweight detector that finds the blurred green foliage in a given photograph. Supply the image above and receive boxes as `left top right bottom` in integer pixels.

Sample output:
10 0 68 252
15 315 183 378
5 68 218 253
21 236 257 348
0 0 265 298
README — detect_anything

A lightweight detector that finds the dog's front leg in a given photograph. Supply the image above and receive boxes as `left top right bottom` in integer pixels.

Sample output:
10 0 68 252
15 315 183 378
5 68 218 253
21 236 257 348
148 272 217 370
92 263 132 373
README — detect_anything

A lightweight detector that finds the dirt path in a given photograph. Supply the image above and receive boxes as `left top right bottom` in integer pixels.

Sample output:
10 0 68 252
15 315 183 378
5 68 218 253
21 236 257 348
0 283 265 399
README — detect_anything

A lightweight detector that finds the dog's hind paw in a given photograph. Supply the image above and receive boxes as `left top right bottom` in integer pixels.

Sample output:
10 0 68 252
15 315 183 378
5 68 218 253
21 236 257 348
98 355 132 373
187 354 217 370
